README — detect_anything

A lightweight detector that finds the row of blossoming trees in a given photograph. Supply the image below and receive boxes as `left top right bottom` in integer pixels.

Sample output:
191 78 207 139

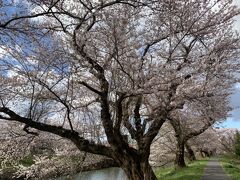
0 0 240 179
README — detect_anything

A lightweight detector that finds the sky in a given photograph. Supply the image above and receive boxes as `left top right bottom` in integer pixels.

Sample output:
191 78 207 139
221 84 240 128
221 0 240 129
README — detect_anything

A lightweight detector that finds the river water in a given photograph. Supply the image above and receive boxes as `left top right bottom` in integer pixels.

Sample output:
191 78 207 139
56 167 128 180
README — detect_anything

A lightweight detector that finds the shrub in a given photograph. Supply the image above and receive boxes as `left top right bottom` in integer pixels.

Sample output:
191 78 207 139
234 131 240 156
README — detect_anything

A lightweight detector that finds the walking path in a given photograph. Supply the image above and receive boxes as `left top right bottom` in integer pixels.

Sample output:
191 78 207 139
201 158 231 180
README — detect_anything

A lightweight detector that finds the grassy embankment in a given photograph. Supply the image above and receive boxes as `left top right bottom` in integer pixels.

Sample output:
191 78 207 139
220 154 240 180
155 159 208 180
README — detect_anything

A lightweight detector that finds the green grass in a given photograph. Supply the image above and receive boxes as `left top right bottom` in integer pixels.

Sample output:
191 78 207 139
220 154 240 180
155 159 209 180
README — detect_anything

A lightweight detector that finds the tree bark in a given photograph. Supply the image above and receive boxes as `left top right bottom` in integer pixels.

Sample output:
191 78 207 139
185 142 196 161
175 140 186 168
119 156 157 180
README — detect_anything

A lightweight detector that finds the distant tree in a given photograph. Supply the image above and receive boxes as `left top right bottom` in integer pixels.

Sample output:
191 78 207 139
185 142 196 161
169 95 230 168
217 128 236 154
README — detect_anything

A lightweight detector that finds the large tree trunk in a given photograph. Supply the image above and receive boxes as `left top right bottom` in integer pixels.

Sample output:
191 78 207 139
113 150 157 180
186 142 196 161
121 159 157 180
175 140 186 168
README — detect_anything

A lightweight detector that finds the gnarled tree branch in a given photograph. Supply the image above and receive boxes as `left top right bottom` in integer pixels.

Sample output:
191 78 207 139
0 107 113 158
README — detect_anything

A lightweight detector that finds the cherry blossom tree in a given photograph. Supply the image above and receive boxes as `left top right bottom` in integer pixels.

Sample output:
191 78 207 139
216 128 239 154
0 0 240 179
169 92 231 167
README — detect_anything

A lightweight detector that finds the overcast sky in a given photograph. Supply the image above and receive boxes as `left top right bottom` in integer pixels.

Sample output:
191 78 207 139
221 0 240 128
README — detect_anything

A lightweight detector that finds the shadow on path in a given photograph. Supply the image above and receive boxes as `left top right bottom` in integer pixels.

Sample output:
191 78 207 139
201 158 231 180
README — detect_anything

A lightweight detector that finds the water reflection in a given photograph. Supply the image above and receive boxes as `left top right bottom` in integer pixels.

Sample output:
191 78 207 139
57 167 127 180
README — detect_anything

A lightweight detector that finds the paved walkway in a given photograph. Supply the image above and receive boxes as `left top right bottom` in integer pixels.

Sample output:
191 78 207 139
201 158 231 180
